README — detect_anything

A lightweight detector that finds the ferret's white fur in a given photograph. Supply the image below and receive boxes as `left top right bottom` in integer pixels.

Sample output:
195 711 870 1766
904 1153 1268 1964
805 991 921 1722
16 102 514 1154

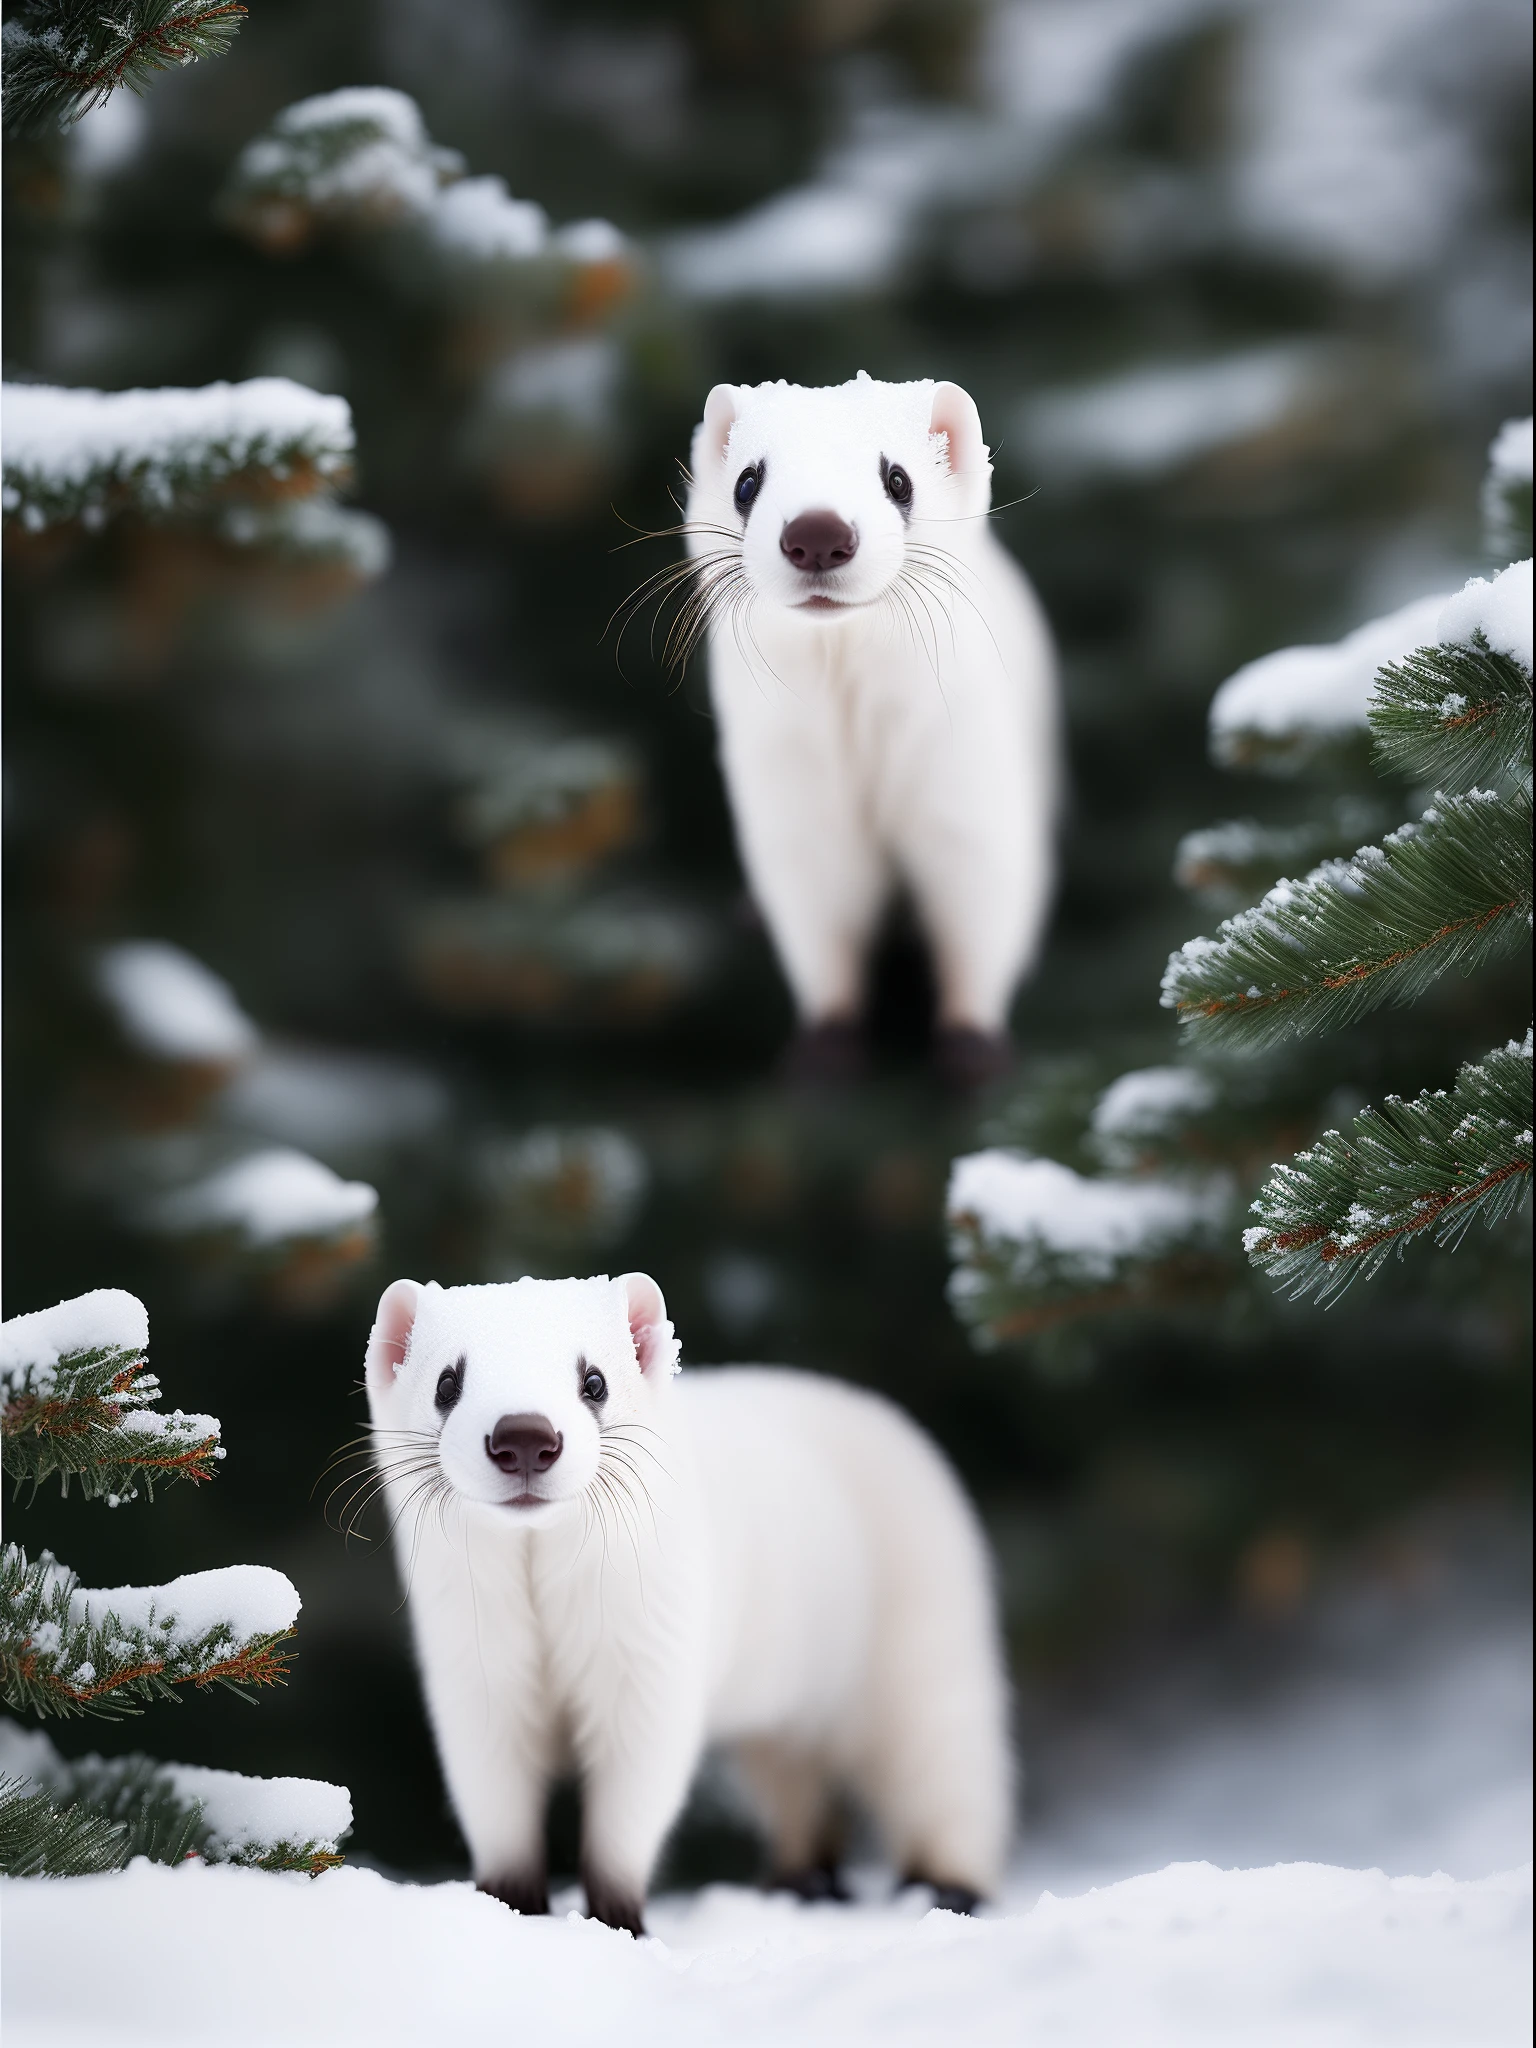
365 1272 1012 1925
685 373 1059 1034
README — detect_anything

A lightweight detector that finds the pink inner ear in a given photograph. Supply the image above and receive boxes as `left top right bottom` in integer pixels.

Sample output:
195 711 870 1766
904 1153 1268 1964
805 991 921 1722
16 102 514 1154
622 1272 674 1376
929 381 987 477
700 384 739 466
365 1278 421 1394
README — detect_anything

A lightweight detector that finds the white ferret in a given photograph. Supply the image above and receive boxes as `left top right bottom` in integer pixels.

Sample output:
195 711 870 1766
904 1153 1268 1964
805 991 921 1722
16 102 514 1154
684 372 1059 1085
364 1271 1012 1933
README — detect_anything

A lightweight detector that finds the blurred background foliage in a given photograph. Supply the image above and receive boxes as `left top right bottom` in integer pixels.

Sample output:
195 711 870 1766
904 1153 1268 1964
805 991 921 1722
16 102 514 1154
3 0 1530 1882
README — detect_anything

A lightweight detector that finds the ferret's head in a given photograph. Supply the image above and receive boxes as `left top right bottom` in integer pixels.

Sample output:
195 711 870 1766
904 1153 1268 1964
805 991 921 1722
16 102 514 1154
363 1273 679 1530
685 372 993 624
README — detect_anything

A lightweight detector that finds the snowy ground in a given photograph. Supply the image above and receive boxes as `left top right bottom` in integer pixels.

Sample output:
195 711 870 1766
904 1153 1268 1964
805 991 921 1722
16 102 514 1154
5 1558 1530 2047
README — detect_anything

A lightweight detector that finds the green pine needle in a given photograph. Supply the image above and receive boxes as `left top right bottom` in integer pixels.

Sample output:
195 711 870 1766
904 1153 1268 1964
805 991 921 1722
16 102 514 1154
1245 1032 1533 1303
0 1772 129 1876
1370 638 1533 794
1162 787 1532 1051
1 0 246 135
1 1544 294 1722
2 1342 222 1506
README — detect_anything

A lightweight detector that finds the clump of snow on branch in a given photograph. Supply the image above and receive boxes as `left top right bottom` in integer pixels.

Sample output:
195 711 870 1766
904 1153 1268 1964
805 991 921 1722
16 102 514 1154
144 1148 378 1248
1090 1068 1217 1169
1016 344 1334 486
1208 594 1449 764
95 943 259 1066
58 1561 299 1644
948 1151 1224 1283
1483 416 1533 558
1 380 355 533
1437 559 1534 678
230 87 460 228
225 87 631 278
0 1722 352 1866
160 1760 351 1860
429 176 548 261
220 499 392 579
0 1291 147 1397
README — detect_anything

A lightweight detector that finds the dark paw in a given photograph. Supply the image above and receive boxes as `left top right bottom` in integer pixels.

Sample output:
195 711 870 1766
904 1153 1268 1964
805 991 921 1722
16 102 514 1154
581 1866 646 1937
782 1019 867 1088
770 1863 852 1904
478 1870 550 1915
933 1026 1013 1094
902 1873 983 1916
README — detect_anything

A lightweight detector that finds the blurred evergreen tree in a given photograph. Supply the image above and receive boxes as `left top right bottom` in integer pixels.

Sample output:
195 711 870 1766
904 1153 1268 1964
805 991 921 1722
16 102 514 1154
3 0 1530 1878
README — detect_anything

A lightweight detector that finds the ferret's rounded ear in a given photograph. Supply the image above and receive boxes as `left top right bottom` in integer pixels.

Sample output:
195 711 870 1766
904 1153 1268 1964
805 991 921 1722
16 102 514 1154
929 382 990 477
619 1272 681 1377
697 384 741 469
365 1278 423 1395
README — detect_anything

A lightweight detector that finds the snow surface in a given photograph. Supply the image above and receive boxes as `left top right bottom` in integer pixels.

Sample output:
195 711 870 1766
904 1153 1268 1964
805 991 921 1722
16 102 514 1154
948 1151 1221 1274
145 1147 378 1247
1208 593 1449 751
4 1539 1528 2045
1437 559 1534 677
1 380 354 530
0 1289 147 1392
59 1562 300 1645
96 942 259 1065
2 1855 1526 2048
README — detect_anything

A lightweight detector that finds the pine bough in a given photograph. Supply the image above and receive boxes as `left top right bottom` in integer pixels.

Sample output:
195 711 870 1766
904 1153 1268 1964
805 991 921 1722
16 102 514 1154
950 420 1532 1348
1 0 245 136
0 1290 349 1877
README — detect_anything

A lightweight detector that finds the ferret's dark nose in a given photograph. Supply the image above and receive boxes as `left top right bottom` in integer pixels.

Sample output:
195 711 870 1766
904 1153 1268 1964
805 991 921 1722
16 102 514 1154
486 1414 563 1477
780 511 858 574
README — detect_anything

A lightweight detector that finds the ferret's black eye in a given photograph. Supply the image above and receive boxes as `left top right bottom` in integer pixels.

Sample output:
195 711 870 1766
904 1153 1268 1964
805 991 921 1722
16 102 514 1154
435 1360 464 1414
883 461 913 508
733 464 762 516
581 1365 608 1404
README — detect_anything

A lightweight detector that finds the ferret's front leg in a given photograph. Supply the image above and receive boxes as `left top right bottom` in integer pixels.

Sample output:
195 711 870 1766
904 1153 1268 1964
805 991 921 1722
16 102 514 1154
409 1542 557 1912
574 1672 706 1934
713 672 887 1026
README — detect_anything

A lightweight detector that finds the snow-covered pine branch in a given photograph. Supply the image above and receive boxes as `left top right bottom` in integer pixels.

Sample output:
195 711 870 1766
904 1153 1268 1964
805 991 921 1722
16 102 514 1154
1174 802 1389 908
0 1722 352 1876
0 1773 128 1877
1370 638 1532 795
1162 787 1531 1051
1245 1032 1533 1303
1208 593 1449 773
946 1149 1231 1345
0 1291 221 1505
142 1147 379 1255
1 1547 298 1721
1 379 355 536
221 87 633 301
1483 417 1533 561
1 0 245 136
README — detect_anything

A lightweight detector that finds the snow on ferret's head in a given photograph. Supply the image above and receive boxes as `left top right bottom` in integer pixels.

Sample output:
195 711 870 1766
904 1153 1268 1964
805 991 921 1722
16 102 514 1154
364 1274 680 1529
686 372 994 620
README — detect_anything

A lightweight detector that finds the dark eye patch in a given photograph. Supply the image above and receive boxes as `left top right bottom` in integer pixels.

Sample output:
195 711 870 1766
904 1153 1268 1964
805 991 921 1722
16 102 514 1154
881 457 913 514
734 462 764 518
435 1357 465 1414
